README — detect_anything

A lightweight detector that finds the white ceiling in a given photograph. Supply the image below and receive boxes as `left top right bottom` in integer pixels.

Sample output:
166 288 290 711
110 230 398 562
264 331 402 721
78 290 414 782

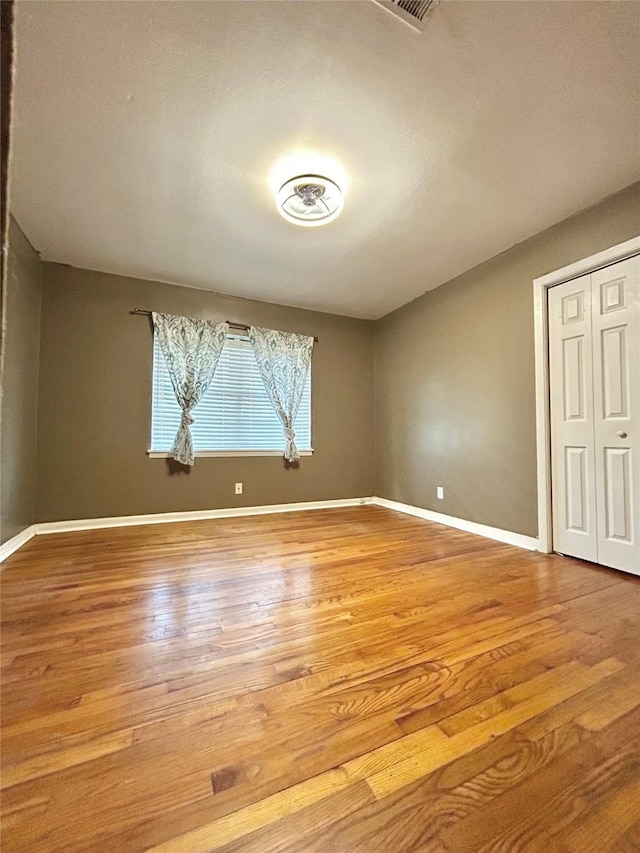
10 0 640 320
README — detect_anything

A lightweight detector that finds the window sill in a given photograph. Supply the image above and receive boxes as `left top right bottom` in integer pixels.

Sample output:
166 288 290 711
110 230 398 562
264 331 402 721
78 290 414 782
147 450 314 458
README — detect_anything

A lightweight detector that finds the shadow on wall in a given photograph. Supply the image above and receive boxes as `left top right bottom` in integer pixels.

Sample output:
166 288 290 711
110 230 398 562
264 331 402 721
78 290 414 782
167 459 192 477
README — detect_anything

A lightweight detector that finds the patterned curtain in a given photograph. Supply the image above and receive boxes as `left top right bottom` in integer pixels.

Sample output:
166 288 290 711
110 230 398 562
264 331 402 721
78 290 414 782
152 312 228 466
249 326 314 462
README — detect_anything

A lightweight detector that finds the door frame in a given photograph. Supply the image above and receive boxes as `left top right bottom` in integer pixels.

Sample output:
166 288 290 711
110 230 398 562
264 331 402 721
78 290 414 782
533 236 640 554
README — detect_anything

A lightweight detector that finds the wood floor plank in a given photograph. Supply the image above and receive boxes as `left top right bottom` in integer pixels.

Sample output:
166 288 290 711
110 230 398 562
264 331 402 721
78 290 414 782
614 820 640 852
261 724 586 853
146 767 359 852
519 663 640 742
1 506 638 852
0 729 134 788
211 780 376 853
563 775 640 852
438 705 640 852
366 657 623 799
574 664 640 731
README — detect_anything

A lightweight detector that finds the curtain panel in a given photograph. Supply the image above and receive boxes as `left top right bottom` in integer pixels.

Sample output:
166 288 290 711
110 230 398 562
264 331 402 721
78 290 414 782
152 312 228 465
249 326 314 462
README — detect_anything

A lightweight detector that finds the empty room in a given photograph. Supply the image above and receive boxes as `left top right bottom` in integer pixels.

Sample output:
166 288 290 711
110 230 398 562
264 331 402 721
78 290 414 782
1 1 639 851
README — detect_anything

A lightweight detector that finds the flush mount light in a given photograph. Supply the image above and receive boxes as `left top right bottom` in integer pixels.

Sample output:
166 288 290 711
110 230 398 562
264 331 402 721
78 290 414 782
276 174 344 227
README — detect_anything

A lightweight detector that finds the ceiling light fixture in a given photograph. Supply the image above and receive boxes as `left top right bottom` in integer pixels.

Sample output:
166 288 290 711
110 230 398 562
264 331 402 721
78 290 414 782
276 174 344 227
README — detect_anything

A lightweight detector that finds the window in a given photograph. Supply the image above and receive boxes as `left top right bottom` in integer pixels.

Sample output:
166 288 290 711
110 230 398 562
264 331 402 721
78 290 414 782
150 334 312 455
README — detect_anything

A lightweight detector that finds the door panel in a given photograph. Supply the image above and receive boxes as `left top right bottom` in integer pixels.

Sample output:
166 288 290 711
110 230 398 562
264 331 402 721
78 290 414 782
562 336 586 420
565 446 588 532
603 447 631 542
600 325 628 419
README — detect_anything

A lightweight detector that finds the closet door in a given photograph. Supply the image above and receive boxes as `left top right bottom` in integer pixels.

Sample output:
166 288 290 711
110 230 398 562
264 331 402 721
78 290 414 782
591 256 639 575
549 274 598 562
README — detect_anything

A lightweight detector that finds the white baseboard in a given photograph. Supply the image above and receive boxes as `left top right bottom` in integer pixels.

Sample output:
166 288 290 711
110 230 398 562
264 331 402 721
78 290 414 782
372 496 539 551
0 525 37 563
33 497 374 535
0 494 538 564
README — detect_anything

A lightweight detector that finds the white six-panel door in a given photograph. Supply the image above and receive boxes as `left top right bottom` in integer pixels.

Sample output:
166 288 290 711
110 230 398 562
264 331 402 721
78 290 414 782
549 255 639 575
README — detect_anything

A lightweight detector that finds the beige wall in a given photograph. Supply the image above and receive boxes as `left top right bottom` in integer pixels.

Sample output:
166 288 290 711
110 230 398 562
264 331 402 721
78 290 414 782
1 217 42 543
35 265 374 522
374 182 640 538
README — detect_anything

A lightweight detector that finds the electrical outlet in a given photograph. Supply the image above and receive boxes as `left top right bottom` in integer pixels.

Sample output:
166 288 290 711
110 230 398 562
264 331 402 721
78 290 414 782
437 486 444 500
235 482 243 495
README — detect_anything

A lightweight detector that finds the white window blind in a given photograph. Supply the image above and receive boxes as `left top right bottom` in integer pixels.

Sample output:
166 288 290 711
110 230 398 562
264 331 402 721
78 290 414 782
150 334 312 453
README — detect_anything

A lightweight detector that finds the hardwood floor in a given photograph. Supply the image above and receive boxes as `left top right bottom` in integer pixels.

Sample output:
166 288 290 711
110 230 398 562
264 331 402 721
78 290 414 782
1 506 639 852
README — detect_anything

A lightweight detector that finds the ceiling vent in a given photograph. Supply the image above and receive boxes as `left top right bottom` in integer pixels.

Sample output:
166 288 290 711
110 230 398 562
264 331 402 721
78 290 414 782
373 0 438 32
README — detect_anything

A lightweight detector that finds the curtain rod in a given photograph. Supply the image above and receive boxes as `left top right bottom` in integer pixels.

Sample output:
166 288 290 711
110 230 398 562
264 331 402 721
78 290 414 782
130 309 318 342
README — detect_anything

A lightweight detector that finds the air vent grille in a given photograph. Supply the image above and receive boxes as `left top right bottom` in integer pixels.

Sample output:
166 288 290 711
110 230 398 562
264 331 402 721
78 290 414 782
394 0 434 22
373 0 438 32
